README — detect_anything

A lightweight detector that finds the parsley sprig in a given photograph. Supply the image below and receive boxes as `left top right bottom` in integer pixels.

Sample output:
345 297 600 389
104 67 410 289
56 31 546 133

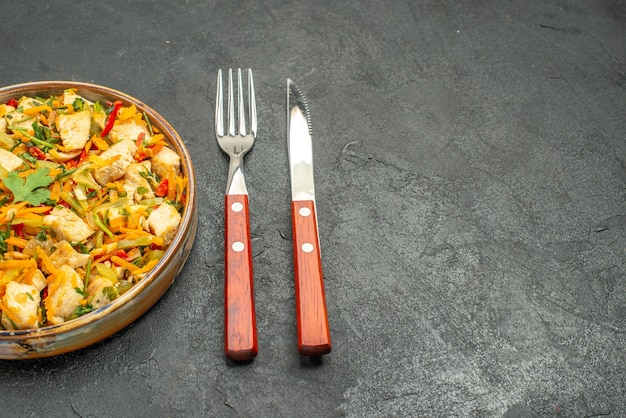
3 167 54 205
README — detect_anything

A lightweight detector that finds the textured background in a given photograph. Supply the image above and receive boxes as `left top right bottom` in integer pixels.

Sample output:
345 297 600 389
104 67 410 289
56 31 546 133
0 0 624 416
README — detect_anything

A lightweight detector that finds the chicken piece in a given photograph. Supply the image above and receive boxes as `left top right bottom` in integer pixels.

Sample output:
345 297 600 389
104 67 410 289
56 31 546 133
4 97 41 131
151 146 181 179
0 148 24 171
1 281 41 330
86 275 118 309
94 139 138 186
109 119 149 143
3 111 34 131
147 203 181 245
104 205 127 232
0 104 16 132
62 91 92 109
44 265 84 325
124 161 155 203
17 96 41 110
43 207 95 242
49 241 90 270
56 110 92 151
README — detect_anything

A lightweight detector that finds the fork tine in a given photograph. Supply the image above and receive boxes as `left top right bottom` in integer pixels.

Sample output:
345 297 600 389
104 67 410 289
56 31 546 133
237 69 246 136
215 69 224 137
227 68 235 136
248 69 257 138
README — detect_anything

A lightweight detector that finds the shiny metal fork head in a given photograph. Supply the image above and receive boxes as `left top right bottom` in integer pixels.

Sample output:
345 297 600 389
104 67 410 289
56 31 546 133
215 68 257 156
215 68 257 194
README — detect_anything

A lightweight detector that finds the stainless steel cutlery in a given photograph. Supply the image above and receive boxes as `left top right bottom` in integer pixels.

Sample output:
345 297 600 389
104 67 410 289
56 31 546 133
214 71 330 359
286 79 331 356
215 68 258 361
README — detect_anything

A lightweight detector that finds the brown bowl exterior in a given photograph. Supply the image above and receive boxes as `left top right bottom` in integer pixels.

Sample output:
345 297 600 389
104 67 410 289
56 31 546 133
0 81 197 359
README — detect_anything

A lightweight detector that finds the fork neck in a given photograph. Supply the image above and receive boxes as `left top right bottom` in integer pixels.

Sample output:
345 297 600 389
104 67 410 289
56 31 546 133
226 156 248 195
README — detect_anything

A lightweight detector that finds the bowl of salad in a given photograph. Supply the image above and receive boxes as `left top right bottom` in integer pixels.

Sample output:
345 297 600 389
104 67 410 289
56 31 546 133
0 81 197 359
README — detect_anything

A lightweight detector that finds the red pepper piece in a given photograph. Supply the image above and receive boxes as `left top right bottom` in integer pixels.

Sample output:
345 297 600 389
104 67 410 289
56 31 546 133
135 132 146 147
100 100 123 137
114 249 129 260
134 150 148 163
155 179 168 197
28 146 46 160
6 98 18 108
11 223 25 238
78 148 88 165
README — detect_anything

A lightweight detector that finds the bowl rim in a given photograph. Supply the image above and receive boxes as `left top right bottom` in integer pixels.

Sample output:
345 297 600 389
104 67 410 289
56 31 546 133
0 81 197 352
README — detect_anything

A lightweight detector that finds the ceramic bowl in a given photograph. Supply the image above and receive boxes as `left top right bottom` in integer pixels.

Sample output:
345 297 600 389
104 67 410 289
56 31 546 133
0 81 197 359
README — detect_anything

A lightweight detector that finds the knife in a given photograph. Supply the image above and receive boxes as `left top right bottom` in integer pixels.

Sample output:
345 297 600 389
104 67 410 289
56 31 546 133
287 79 331 356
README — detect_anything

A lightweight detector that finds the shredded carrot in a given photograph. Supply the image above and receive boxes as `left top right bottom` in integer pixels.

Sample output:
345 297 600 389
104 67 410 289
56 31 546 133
21 262 40 284
50 181 61 200
46 272 61 293
16 205 52 215
62 179 74 192
119 226 150 236
5 237 28 249
1 201 28 216
0 259 36 269
167 169 176 201
175 176 186 203
92 135 109 151
18 169 36 178
150 141 165 156
110 255 138 272
94 154 121 167
36 247 58 276
133 259 159 275
149 133 164 144
23 105 53 115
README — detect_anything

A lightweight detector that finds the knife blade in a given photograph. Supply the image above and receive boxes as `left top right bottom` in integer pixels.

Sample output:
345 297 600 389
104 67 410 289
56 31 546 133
287 79 331 356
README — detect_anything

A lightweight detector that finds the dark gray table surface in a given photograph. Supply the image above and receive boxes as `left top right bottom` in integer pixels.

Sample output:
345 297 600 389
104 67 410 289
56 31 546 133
1 1 624 417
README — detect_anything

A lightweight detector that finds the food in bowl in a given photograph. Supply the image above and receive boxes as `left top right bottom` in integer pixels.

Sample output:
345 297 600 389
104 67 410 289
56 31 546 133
0 88 187 331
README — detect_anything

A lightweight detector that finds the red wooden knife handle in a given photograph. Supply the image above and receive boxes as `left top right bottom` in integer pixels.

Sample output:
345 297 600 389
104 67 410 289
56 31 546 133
291 200 332 356
224 194 258 361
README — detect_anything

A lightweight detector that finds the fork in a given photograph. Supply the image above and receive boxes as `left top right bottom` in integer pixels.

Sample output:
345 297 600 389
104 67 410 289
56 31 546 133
215 68 258 361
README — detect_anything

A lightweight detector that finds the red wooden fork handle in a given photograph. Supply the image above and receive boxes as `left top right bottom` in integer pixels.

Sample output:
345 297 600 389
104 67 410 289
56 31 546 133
224 194 258 361
291 200 332 356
